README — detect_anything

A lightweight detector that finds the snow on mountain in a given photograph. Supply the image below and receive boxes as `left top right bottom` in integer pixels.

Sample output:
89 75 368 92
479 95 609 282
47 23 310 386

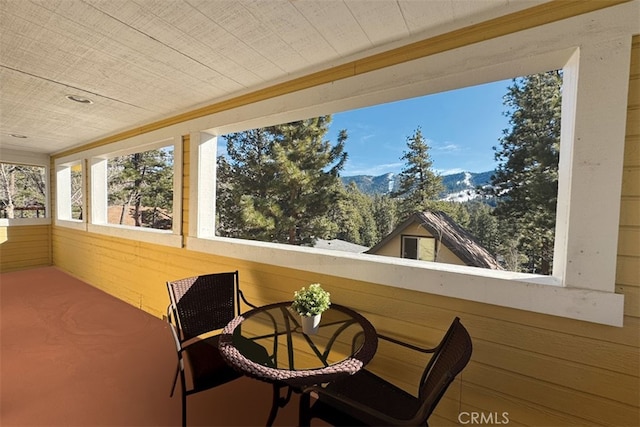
341 170 494 201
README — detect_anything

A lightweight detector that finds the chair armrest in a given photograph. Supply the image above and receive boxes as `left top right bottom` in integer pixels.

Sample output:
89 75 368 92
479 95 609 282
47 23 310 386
301 384 423 427
238 289 258 310
166 304 182 352
378 334 438 353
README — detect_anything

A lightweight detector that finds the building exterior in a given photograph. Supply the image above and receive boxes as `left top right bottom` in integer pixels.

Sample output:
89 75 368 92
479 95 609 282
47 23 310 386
367 211 503 270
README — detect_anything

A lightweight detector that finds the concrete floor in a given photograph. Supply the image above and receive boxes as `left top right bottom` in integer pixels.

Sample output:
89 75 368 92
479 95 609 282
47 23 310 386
0 267 303 426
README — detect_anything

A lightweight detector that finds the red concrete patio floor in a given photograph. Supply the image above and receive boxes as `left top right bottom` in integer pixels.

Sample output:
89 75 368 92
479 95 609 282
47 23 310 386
0 267 304 426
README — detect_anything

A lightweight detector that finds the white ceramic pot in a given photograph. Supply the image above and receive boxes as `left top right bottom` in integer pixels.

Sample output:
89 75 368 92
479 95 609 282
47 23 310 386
300 313 321 335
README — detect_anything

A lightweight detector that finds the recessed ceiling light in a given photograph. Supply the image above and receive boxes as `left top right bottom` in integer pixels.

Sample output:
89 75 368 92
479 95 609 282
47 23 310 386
10 134 27 138
65 94 93 104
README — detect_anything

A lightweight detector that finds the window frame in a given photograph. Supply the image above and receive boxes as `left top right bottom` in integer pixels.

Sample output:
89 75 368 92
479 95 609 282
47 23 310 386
402 235 436 262
55 131 183 247
55 158 86 230
185 4 638 326
0 149 51 226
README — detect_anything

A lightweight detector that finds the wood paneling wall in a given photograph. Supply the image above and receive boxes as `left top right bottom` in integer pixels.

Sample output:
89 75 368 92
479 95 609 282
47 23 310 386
0 225 51 272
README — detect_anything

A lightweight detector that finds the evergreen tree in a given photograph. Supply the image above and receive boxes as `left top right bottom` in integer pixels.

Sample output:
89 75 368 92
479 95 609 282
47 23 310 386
331 182 379 246
218 117 347 245
392 127 443 220
488 71 562 274
465 201 499 254
371 193 398 240
108 149 173 229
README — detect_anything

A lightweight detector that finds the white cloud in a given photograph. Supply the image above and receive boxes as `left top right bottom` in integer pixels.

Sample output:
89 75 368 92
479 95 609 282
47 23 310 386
433 142 460 152
343 162 403 176
436 168 465 176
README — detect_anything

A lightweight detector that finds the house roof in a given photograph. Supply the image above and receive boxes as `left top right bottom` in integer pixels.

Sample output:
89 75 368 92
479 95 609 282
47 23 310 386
367 210 503 270
313 238 369 254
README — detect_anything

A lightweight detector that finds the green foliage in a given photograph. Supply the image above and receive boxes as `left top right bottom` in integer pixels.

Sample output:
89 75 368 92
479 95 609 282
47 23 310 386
372 194 399 239
291 283 331 316
485 71 562 274
465 202 499 254
329 182 379 246
0 163 46 218
392 127 443 220
107 148 173 229
217 116 347 245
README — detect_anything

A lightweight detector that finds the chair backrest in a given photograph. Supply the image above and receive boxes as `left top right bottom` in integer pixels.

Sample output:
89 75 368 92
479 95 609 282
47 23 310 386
417 317 473 421
167 271 240 340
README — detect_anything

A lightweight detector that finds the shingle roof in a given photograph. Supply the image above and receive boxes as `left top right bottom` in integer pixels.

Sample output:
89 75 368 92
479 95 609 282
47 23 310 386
313 239 369 253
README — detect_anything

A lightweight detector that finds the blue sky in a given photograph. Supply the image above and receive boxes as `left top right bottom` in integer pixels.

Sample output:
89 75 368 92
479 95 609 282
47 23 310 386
327 79 512 176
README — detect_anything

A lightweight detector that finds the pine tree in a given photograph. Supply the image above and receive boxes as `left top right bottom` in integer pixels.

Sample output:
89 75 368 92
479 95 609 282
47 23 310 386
107 149 173 228
392 127 443 220
218 116 347 245
331 182 379 246
371 194 398 241
465 201 499 253
488 71 562 274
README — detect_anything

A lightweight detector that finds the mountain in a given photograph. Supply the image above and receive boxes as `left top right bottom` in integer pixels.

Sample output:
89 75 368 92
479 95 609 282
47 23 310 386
341 170 494 201
439 170 494 202
341 173 397 194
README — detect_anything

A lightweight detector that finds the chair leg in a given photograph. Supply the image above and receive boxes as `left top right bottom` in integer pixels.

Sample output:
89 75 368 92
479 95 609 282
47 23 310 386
298 392 311 427
170 362 180 397
266 383 284 426
181 391 187 427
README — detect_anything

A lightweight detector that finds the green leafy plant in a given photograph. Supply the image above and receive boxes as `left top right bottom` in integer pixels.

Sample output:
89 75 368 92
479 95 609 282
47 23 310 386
291 283 331 317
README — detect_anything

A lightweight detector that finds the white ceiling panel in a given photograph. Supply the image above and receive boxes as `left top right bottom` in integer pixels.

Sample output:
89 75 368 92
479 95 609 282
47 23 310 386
0 0 548 155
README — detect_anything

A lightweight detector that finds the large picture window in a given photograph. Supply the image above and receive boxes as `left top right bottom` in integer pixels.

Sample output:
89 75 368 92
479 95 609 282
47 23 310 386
187 5 632 325
213 72 561 275
79 135 182 247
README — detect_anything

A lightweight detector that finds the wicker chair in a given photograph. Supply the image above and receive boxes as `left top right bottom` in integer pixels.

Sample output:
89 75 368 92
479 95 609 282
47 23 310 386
166 271 270 426
299 317 472 426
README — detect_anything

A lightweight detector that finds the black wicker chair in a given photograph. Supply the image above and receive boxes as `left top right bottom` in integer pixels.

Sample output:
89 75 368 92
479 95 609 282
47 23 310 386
299 317 472 426
166 271 270 426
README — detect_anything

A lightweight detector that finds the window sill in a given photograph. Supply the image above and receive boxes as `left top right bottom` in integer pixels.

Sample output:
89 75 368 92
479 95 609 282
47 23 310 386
188 236 624 327
88 223 182 247
0 218 51 226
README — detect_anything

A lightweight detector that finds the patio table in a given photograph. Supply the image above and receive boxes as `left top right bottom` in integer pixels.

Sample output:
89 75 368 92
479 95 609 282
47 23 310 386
219 301 378 426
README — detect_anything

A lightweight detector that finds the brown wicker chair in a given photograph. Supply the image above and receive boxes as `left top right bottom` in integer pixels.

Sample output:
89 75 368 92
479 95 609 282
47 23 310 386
299 317 472 426
166 271 271 426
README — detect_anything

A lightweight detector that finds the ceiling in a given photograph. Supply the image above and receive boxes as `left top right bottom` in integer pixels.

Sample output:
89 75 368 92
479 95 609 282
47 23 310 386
0 0 546 156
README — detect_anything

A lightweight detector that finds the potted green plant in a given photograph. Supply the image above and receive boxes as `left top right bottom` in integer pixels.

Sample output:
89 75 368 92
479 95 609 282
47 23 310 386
292 283 331 334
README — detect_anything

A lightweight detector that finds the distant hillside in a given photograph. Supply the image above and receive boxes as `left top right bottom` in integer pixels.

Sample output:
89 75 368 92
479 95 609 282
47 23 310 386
341 170 495 202
341 173 397 194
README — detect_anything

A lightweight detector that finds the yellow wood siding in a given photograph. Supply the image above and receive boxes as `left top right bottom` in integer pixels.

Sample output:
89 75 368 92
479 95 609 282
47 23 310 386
41 10 639 427
0 225 51 272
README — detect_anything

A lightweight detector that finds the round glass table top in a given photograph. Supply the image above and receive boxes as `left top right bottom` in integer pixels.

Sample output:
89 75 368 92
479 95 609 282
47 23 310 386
219 302 378 387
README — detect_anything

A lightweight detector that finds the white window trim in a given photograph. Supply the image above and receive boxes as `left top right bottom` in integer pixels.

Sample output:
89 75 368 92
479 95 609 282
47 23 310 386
0 148 51 226
54 158 86 231
184 3 639 327
61 131 184 247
